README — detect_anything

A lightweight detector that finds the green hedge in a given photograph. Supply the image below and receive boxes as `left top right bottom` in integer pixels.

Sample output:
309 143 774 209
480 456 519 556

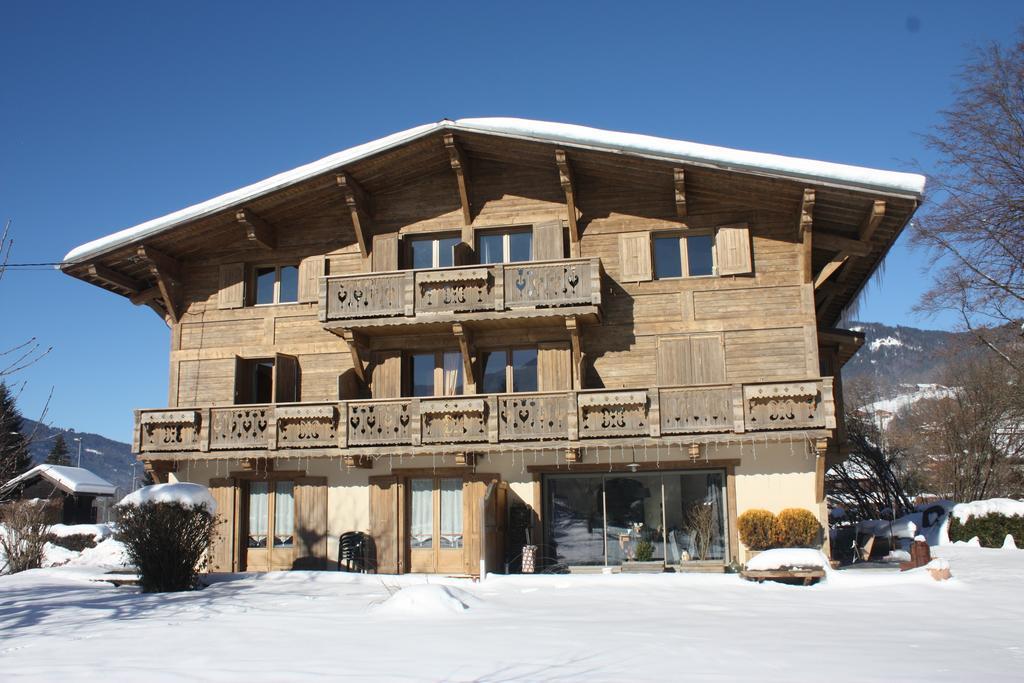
948 512 1024 548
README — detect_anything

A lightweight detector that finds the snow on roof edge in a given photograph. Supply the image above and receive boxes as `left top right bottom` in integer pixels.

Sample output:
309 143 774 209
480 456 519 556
0 464 117 496
63 117 926 265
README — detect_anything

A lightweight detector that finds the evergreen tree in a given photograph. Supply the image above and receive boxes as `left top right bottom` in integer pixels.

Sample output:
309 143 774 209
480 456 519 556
0 382 31 485
46 434 70 466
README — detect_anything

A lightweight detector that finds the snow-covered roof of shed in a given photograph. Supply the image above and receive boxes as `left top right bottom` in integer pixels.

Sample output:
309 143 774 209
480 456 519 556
0 464 117 497
63 117 926 264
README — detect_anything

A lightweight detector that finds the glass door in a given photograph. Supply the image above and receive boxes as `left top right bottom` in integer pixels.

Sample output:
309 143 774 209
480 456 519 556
244 480 296 571
408 477 465 573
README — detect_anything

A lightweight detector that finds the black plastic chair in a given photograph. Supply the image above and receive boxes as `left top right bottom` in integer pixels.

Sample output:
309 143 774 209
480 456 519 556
338 531 370 572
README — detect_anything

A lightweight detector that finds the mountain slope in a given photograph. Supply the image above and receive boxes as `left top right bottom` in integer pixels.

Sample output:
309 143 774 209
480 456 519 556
842 321 970 394
22 419 137 494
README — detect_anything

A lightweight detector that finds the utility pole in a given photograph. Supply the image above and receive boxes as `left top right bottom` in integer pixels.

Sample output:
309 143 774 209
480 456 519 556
73 437 82 467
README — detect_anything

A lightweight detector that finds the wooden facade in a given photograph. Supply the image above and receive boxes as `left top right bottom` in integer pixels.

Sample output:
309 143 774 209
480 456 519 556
63 120 921 574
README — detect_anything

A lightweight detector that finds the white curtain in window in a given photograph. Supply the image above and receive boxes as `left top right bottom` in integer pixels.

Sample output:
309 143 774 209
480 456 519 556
411 479 433 548
248 481 269 547
274 481 295 547
440 478 463 548
443 351 462 396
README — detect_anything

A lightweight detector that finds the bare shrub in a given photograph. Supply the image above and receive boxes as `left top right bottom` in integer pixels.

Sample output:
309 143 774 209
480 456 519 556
115 501 217 593
684 502 717 560
0 500 50 574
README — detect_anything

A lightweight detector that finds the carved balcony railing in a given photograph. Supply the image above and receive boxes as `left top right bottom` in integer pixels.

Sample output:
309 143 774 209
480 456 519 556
134 377 836 455
320 258 602 326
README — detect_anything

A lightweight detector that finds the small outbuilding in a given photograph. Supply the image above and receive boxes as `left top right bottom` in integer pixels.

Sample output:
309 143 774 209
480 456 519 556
0 464 117 524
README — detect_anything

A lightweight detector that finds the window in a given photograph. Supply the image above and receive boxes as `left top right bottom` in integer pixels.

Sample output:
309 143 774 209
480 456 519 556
653 233 715 279
247 480 295 549
407 234 460 270
252 360 275 404
235 355 300 404
253 265 299 305
478 228 532 264
480 348 538 393
407 351 463 397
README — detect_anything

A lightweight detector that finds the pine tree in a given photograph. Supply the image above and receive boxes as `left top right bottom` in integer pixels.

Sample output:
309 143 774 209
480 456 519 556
46 434 70 466
0 382 31 485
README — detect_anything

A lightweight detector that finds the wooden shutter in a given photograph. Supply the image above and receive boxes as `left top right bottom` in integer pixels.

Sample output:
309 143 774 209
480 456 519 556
690 334 726 384
372 233 399 272
294 476 328 570
208 478 237 572
537 342 572 390
369 475 403 574
234 356 252 404
532 220 564 261
218 263 245 309
716 224 753 276
371 350 402 398
274 353 300 402
463 474 499 576
657 337 693 386
619 232 652 282
297 255 325 303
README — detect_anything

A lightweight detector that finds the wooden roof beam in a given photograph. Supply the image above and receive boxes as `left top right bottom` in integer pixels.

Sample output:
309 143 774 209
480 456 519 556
137 245 182 323
813 232 871 257
87 264 142 294
235 208 276 250
814 251 851 290
798 188 815 239
674 167 687 217
444 134 473 245
555 150 581 247
129 287 161 306
858 200 887 243
336 172 371 258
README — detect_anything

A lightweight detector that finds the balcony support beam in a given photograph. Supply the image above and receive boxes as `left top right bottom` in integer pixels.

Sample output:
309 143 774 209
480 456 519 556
452 322 476 392
799 189 815 283
236 208 276 250
341 328 368 384
336 173 371 258
555 149 581 253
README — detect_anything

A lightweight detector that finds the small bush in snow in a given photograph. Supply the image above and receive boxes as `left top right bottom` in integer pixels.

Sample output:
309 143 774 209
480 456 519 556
46 533 98 552
949 513 1024 548
737 509 775 551
0 500 50 574
772 508 822 548
116 501 216 593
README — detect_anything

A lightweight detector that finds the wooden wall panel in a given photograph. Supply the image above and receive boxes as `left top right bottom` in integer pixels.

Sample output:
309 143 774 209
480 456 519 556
180 319 267 350
176 358 235 406
693 286 803 320
724 328 806 382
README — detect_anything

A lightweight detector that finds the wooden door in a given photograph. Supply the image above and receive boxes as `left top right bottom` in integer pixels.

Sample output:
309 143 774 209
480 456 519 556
370 475 403 573
208 478 238 572
408 476 466 574
242 479 298 572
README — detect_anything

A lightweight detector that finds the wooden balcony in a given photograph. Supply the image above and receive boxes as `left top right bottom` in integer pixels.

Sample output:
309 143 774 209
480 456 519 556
133 377 836 457
318 258 602 333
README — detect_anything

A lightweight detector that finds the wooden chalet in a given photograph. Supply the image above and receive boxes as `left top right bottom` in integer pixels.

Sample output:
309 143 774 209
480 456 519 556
62 118 924 574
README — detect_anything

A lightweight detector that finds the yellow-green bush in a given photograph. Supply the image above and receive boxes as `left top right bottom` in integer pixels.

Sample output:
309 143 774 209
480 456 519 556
772 508 822 548
737 509 775 551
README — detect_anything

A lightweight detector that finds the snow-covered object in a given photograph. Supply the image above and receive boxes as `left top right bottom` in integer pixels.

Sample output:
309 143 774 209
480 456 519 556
951 498 1024 524
745 548 830 572
69 537 130 568
373 584 479 616
914 535 926 543
1002 535 1017 550
118 483 216 513
48 524 112 541
884 550 912 562
925 557 950 571
63 118 926 264
0 464 116 496
857 517 917 540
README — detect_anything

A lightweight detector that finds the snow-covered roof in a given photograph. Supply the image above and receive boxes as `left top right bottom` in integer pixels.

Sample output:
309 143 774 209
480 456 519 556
0 464 117 497
63 117 926 264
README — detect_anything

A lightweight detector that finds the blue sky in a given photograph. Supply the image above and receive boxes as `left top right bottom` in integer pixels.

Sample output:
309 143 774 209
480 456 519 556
1 1 1021 442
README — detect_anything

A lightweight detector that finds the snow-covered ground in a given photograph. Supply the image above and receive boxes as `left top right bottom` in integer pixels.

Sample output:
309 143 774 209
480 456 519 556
1 545 1022 681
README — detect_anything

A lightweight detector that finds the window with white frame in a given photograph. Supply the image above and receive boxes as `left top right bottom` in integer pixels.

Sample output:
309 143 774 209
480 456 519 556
477 228 532 264
407 234 460 270
480 347 538 393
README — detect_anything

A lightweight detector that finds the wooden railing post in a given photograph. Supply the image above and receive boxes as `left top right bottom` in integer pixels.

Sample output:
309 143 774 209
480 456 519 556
590 257 602 305
131 410 142 454
199 407 211 452
266 405 278 451
647 388 661 437
567 391 579 441
404 271 416 317
337 401 348 448
486 395 499 443
409 398 421 446
731 385 745 434
821 377 836 429
493 267 505 311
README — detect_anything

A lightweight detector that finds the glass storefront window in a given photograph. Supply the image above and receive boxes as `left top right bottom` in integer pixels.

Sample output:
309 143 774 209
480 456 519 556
544 470 727 567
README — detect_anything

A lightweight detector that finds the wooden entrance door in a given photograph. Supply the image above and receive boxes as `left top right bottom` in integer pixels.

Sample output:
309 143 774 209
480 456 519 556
408 476 465 573
243 480 297 571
